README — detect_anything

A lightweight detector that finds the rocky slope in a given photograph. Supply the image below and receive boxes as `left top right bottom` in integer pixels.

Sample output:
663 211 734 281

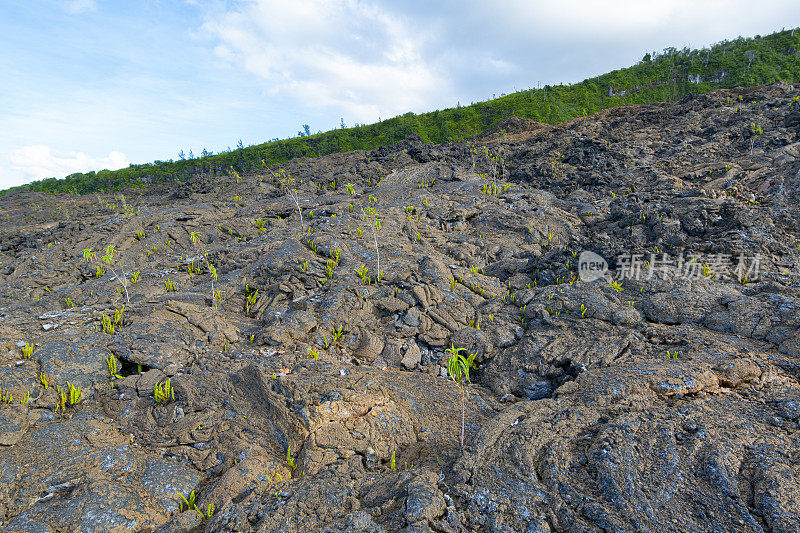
1 81 800 532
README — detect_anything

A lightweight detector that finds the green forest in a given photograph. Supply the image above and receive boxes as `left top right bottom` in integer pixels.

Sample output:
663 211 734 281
7 27 800 196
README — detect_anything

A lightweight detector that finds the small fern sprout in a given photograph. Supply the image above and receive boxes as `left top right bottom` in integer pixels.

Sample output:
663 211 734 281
106 355 123 380
67 382 83 406
355 265 370 284
154 378 175 403
179 490 197 512
21 343 34 359
204 503 216 520
332 325 344 343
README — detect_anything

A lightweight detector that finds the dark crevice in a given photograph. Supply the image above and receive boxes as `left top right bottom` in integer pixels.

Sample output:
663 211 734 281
118 359 149 377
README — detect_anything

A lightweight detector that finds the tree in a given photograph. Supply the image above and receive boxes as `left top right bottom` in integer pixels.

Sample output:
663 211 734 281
340 117 346 129
178 149 186 160
745 50 758 72
303 124 311 137
237 139 244 150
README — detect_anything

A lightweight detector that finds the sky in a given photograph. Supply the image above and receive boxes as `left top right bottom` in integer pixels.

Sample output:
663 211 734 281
1 1 799 189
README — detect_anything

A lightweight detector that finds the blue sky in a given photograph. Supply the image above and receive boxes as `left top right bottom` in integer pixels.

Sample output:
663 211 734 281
1 0 799 189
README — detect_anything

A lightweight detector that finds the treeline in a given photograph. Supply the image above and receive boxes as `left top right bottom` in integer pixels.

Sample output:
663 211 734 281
8 27 800 196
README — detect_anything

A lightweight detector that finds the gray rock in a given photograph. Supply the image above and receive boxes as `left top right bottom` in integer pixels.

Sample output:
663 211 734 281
36 339 111 396
0 405 28 445
405 470 446 524
154 510 203 533
401 341 422 369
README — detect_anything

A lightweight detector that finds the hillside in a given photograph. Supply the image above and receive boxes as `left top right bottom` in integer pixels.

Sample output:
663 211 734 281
7 26 800 196
0 81 799 530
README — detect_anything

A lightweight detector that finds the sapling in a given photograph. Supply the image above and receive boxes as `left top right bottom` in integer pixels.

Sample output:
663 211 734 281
446 344 471 451
84 246 129 303
362 207 383 281
372 220 383 281
289 189 303 234
189 231 218 306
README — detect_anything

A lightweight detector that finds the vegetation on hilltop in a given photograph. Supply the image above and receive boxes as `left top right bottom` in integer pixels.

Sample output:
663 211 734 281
7 27 800 196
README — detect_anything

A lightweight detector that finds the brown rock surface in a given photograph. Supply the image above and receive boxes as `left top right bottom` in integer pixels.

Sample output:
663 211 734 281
0 83 799 531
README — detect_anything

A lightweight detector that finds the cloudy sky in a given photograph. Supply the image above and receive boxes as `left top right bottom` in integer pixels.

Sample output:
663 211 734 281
1 1 798 189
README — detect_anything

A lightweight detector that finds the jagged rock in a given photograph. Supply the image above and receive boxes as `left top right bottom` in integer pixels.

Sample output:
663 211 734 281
405 470 446 524
0 405 29 446
1 82 800 531
355 328 385 362
401 341 422 369
154 510 203 533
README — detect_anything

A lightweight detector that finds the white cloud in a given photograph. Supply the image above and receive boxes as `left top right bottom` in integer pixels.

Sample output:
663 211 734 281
8 145 129 183
442 0 800 57
64 0 97 14
201 0 450 122
201 0 800 123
